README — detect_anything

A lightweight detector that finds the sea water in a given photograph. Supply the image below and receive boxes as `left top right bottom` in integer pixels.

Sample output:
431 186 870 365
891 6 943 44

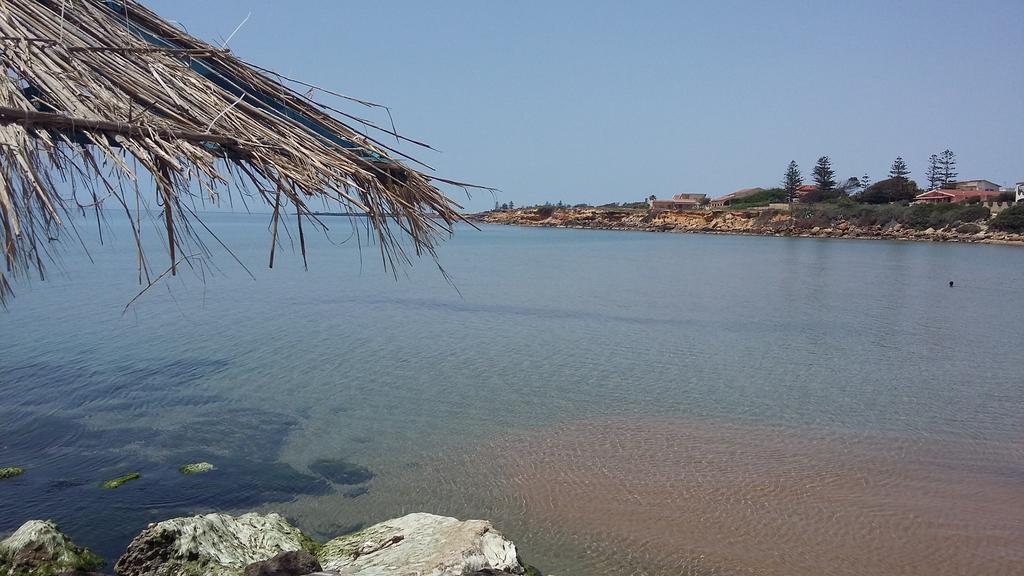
1 211 1021 575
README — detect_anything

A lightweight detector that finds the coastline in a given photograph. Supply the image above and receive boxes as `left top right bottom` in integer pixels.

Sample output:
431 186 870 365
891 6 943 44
471 207 1024 246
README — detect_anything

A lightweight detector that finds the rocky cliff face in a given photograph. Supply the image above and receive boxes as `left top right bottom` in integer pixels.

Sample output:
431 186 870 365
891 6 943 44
2 513 535 576
475 207 1024 244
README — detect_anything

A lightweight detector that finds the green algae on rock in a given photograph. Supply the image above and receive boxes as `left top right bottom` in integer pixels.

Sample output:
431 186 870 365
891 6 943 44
0 520 104 576
308 458 373 485
0 467 25 480
178 462 214 475
101 472 140 489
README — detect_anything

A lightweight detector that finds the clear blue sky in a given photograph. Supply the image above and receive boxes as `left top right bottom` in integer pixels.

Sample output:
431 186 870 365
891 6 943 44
148 0 1023 209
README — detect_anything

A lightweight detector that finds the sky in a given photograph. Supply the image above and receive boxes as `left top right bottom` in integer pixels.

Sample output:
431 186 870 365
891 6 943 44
146 0 1024 210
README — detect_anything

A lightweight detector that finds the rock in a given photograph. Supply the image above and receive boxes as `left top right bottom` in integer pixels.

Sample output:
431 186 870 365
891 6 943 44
115 513 315 576
0 467 25 480
101 472 140 489
0 520 104 575
318 513 523 576
243 550 321 576
178 462 215 475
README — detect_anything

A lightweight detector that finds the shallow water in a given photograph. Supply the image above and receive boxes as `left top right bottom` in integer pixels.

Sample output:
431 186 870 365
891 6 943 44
1 212 1022 574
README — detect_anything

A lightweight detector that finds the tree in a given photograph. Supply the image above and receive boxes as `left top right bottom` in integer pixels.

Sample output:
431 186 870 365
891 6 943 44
855 173 871 199
938 149 957 187
839 177 861 196
888 157 911 203
925 154 942 190
858 177 920 204
889 157 909 180
508 200 515 210
812 156 837 198
783 160 802 203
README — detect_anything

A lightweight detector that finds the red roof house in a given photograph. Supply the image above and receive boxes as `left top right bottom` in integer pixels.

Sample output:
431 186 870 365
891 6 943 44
913 188 1002 204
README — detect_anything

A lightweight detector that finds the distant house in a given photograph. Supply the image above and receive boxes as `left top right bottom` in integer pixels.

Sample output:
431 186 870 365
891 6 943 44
954 179 1001 192
648 193 707 211
913 188 1002 204
709 187 764 208
795 185 817 200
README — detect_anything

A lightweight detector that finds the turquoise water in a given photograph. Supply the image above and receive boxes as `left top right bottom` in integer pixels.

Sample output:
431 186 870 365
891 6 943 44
1 212 1022 575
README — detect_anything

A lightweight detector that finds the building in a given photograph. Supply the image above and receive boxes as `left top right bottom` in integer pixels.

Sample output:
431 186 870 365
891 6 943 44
795 185 817 200
1017 182 1024 203
708 187 764 208
954 179 1001 192
913 188 1002 204
648 193 707 212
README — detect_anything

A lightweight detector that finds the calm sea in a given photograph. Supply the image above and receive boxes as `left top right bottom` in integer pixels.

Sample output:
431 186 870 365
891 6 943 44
1 211 1022 575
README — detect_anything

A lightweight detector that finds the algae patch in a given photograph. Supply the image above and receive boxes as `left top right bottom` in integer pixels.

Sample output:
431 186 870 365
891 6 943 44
0 467 24 480
101 472 140 489
178 462 214 475
309 458 373 485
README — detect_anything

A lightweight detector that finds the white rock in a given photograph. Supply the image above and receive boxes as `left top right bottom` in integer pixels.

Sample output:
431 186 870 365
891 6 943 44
115 512 312 576
319 513 523 576
0 520 103 574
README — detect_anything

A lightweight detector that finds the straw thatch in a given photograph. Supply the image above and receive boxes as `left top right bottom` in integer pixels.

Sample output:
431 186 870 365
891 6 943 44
0 0 477 305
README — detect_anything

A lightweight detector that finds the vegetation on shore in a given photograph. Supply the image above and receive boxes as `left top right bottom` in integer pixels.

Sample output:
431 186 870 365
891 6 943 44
990 204 1024 233
790 200 991 231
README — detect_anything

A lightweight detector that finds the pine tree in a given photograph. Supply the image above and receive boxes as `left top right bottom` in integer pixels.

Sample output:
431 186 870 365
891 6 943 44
938 149 957 187
889 157 909 180
888 157 910 202
783 160 802 202
860 173 871 192
812 156 836 196
925 154 942 190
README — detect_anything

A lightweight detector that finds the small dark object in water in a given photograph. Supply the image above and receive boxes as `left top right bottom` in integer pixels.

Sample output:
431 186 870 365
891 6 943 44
308 458 374 485
949 280 954 287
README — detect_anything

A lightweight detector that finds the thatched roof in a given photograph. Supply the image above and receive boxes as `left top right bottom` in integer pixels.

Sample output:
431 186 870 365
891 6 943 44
0 0 475 304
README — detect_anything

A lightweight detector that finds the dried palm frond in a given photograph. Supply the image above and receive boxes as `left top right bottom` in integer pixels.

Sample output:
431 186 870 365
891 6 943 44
0 0 479 306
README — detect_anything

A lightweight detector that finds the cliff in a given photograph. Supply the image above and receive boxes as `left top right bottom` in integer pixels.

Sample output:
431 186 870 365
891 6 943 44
473 207 1024 245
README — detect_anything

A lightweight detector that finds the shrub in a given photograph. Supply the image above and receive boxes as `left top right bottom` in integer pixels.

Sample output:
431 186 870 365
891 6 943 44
857 177 920 204
989 204 1024 233
898 204 990 230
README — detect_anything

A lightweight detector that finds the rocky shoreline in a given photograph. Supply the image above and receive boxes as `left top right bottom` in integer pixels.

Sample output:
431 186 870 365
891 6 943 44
0 512 542 576
473 207 1024 245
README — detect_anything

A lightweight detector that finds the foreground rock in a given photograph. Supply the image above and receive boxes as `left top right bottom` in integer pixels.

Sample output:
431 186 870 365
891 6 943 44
114 513 315 576
112 511 528 576
319 513 523 576
0 520 104 575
